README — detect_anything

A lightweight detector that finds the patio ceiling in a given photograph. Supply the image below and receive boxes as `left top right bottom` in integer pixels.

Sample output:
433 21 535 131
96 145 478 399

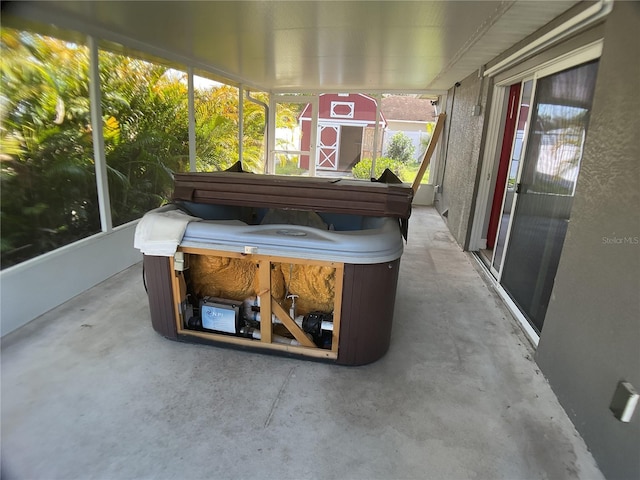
8 1 581 93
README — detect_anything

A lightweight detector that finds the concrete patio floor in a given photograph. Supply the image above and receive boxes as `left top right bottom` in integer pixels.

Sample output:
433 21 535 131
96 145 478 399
1 206 604 480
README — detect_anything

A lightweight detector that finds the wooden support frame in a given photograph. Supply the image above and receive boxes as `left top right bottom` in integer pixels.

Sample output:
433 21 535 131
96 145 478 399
271 300 316 348
331 263 344 354
412 112 446 194
170 247 342 360
170 255 188 330
258 259 273 344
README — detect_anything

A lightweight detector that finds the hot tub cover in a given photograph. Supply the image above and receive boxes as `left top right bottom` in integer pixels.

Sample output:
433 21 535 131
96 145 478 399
172 172 413 225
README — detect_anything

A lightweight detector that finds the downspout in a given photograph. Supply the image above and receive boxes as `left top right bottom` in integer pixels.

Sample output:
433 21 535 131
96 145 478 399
435 82 459 216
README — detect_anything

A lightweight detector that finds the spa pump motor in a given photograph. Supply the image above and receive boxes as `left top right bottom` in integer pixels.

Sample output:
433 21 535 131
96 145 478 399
187 296 333 348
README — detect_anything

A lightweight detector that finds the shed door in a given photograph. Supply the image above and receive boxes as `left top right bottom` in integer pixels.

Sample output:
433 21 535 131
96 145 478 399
317 123 340 170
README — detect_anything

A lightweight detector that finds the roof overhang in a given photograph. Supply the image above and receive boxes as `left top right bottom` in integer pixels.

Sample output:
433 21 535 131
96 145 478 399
4 0 591 93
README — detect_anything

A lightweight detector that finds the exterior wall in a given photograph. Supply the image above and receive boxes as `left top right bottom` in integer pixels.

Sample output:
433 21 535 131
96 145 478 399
434 72 490 248
385 119 426 132
0 224 141 336
535 3 640 479
434 3 638 478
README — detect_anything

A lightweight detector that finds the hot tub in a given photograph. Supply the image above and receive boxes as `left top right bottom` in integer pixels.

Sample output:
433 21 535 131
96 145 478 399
138 173 412 365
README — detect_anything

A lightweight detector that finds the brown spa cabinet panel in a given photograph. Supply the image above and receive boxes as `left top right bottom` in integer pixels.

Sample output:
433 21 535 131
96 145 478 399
140 172 408 365
143 253 401 366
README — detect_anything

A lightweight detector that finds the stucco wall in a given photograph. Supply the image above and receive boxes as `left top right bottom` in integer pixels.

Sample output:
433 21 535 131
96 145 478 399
535 2 640 479
435 72 489 249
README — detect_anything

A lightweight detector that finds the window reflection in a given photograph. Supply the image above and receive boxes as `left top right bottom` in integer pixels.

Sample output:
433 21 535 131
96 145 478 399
528 104 587 196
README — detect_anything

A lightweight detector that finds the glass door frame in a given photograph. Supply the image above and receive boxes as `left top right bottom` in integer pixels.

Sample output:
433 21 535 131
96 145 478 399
489 77 537 279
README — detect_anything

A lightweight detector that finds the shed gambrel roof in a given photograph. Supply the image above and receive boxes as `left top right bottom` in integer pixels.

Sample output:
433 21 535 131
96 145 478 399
299 93 387 125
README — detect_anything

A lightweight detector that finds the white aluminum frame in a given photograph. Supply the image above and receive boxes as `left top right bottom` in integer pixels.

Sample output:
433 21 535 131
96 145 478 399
489 77 537 279
268 94 319 175
88 36 112 233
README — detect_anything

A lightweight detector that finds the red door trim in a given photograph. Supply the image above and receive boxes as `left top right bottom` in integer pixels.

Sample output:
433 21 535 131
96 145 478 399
487 83 521 249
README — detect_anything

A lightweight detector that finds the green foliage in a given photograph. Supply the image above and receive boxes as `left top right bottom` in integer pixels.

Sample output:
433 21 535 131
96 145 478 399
0 28 272 268
385 131 416 163
352 157 429 184
1 29 100 267
275 159 306 176
99 51 191 226
419 134 432 156
402 163 430 184
352 157 403 180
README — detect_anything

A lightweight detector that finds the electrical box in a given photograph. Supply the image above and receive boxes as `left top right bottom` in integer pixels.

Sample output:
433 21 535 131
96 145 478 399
610 381 639 423
200 297 240 334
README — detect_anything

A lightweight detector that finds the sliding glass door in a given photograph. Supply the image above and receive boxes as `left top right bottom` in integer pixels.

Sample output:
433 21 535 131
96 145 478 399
499 60 599 333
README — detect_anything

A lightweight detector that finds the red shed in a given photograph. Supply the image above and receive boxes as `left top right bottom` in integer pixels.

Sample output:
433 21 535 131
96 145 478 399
299 93 386 172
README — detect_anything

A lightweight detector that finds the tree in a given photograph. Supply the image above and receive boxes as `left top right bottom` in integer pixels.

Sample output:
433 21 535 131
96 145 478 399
1 29 100 268
194 85 272 174
0 27 275 268
99 51 191 226
1 33 195 265
385 131 416 163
